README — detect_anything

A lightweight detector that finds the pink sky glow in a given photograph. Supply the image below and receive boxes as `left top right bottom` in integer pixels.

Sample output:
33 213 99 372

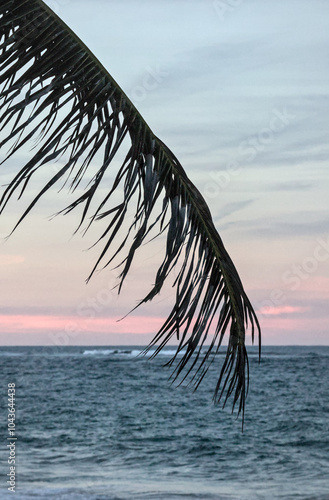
1 308 326 346
0 314 166 346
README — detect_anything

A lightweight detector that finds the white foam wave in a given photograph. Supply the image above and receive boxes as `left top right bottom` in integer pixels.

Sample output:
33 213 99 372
82 348 187 358
83 349 116 356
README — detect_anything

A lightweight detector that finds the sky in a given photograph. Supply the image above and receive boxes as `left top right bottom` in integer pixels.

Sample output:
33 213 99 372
1 0 329 346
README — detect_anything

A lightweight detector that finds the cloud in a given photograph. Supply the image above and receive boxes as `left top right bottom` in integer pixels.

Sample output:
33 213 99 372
267 181 314 192
259 305 308 316
0 255 25 266
257 219 329 239
215 199 256 221
221 215 329 241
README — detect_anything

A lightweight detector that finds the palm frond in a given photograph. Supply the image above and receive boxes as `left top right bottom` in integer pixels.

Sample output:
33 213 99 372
0 0 260 422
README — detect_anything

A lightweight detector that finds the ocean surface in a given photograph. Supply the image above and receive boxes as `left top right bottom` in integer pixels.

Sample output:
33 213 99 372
0 345 328 500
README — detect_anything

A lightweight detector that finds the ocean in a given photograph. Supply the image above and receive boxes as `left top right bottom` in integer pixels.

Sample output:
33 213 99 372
0 345 328 500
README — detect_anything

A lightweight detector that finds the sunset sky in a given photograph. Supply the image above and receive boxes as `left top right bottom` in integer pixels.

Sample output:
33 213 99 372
1 0 329 346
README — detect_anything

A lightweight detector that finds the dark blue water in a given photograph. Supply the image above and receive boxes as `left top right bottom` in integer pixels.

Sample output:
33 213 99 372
1 345 328 499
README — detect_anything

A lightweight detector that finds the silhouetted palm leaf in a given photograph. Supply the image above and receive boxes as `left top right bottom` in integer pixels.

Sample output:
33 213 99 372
0 0 260 422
